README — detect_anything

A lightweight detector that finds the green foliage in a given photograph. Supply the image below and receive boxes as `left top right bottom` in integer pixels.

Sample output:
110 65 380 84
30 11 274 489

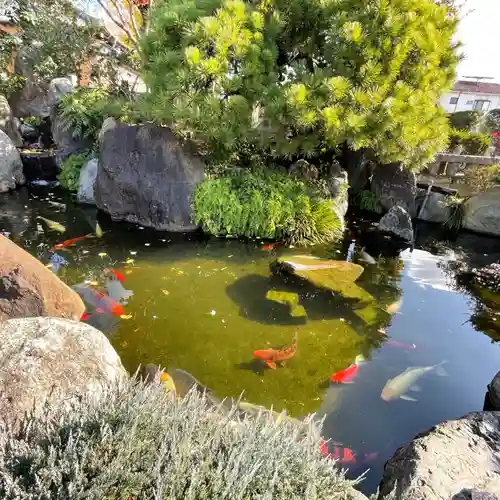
353 190 383 214
443 194 466 231
59 151 92 192
57 88 145 144
0 0 98 93
193 169 343 245
464 164 500 193
448 129 491 155
483 109 500 133
448 110 481 132
22 116 43 127
141 0 459 168
0 378 358 499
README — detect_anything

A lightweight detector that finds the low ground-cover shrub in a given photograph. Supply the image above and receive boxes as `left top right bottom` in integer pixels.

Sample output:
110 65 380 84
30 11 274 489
448 129 491 155
58 151 92 191
193 169 343 245
0 378 359 499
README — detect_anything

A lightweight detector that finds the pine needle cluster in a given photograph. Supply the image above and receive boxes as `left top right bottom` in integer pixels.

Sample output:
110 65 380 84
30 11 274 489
141 0 460 168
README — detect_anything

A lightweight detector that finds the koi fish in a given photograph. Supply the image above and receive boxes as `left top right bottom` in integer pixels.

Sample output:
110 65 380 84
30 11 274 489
72 284 125 317
80 312 89 321
320 439 379 465
330 355 365 384
386 339 417 350
37 216 66 233
105 268 126 282
262 242 281 251
381 361 447 402
51 234 91 251
386 298 403 314
254 334 297 369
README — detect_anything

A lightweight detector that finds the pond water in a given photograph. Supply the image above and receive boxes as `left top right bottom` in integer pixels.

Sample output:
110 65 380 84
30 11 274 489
3 185 500 495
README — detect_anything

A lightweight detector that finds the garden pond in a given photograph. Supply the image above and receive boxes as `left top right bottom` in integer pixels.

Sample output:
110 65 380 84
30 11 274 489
3 185 500 495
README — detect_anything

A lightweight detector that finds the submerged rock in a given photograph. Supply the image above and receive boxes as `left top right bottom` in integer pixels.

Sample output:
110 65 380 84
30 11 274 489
0 317 127 427
0 130 25 193
416 191 449 224
371 162 417 216
95 123 205 231
377 205 413 242
377 411 500 500
266 290 307 318
0 234 84 320
463 187 500 237
77 157 98 205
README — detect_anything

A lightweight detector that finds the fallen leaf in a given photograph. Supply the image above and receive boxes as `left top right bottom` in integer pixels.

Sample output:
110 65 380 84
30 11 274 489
125 270 133 275
130 251 137 255
89 281 99 286
125 258 135 265
98 252 108 258
45 263 54 269
95 222 103 238
161 289 170 296
120 314 133 319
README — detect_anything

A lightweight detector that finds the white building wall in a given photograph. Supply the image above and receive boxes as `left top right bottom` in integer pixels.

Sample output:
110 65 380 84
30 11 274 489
440 92 500 113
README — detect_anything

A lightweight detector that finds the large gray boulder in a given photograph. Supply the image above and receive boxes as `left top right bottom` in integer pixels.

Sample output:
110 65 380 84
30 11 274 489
0 130 25 193
378 412 500 500
0 95 22 146
95 123 205 231
77 157 98 205
463 187 500 237
377 205 413 242
416 191 448 224
0 317 128 427
371 163 417 216
46 77 74 108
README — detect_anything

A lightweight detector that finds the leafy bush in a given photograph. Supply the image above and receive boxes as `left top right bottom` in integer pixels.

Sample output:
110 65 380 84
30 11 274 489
57 88 146 144
448 111 481 132
464 164 500 193
193 169 343 245
141 0 459 168
448 129 491 155
22 116 43 127
0 378 360 499
353 190 383 214
58 151 92 192
483 109 500 133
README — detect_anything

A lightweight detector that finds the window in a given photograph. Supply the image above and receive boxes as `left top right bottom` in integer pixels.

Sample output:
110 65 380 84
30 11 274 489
473 100 491 112
466 100 474 105
449 97 458 104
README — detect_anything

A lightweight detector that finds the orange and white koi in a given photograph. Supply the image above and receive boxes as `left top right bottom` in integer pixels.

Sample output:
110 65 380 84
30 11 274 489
254 334 297 369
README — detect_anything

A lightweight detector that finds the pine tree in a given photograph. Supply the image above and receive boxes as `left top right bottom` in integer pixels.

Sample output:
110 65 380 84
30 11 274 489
141 0 460 169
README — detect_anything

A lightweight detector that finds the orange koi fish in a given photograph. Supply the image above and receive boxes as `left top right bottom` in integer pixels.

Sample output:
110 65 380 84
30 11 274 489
105 268 126 282
320 439 378 465
330 355 365 384
73 285 125 317
80 312 89 321
51 234 91 251
254 335 297 370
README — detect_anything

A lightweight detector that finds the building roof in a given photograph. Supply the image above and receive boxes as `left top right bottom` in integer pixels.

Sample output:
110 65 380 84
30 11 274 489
453 80 500 95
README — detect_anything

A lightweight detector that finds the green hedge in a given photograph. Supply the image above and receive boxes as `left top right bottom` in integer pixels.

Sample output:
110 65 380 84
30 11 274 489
448 111 481 132
58 151 92 192
0 378 360 499
193 169 343 246
448 129 491 155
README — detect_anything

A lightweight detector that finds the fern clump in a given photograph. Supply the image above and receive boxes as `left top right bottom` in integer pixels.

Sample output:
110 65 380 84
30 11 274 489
58 151 92 192
193 169 343 245
141 0 459 168
0 378 361 499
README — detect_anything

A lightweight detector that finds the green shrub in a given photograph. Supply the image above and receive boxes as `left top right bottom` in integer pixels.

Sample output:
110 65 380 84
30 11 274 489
483 109 500 133
193 169 343 245
448 129 491 155
22 116 43 128
57 88 146 144
59 151 92 192
0 378 359 499
353 190 383 214
448 110 481 131
141 0 459 168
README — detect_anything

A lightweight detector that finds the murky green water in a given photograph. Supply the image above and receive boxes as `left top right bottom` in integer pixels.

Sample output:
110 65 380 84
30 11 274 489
3 185 500 494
